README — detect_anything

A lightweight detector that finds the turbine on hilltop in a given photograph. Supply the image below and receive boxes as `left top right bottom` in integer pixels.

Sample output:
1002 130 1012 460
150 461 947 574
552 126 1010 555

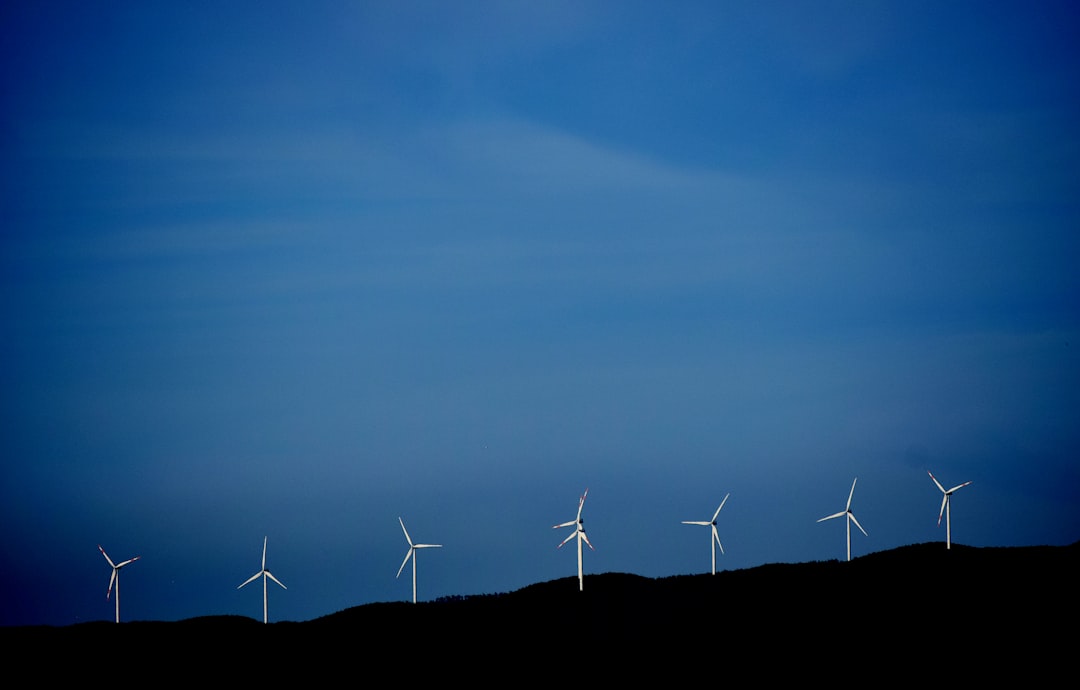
682 493 729 575
928 471 973 550
553 488 594 591
817 477 867 562
238 536 287 624
396 517 442 604
98 545 140 624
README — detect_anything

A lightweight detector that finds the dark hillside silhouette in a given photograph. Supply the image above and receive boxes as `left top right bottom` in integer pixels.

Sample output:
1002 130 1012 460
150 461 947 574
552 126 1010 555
5 541 1076 679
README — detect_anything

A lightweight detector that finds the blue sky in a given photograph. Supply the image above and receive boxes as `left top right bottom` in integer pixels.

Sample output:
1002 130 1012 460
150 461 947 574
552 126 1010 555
2 1 1078 626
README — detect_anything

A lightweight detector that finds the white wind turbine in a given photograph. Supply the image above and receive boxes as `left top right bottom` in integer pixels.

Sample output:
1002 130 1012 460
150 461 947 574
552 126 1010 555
928 471 973 550
817 477 868 562
396 517 442 604
98 545 140 624
553 488 594 591
682 493 730 575
238 536 287 624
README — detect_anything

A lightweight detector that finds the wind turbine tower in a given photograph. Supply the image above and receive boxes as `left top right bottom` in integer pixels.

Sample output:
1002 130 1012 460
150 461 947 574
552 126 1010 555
928 471 973 549
98 545 140 624
238 536 287 624
554 488 594 591
816 477 868 562
682 493 730 575
396 517 442 604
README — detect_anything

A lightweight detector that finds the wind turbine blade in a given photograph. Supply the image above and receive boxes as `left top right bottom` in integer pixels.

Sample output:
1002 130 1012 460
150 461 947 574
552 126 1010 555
98 545 116 568
238 572 260 589
398 517 414 547
396 549 413 578
557 531 576 548
580 531 594 550
846 477 858 510
107 570 117 599
849 512 868 536
415 543 442 549
818 511 845 522
576 489 589 520
116 556 140 569
682 520 710 526
928 471 946 493
261 536 267 570
713 493 730 521
713 527 725 555
938 495 948 526
553 520 577 529
266 571 287 590
948 481 973 494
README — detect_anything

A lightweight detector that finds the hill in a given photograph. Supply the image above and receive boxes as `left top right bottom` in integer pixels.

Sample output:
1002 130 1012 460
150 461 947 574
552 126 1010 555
5 541 1076 679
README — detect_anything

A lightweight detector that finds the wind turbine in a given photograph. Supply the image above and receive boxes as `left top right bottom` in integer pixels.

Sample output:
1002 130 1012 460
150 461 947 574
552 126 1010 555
98 545 140 624
682 493 730 575
928 471 973 550
396 517 442 604
553 488 594 591
238 536 287 624
817 477 868 562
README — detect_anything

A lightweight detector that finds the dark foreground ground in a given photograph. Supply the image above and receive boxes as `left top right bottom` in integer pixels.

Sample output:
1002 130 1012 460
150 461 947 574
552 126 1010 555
6 541 1076 681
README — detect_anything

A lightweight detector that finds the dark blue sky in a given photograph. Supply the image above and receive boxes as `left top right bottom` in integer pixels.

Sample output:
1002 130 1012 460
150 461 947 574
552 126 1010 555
2 1 1078 627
